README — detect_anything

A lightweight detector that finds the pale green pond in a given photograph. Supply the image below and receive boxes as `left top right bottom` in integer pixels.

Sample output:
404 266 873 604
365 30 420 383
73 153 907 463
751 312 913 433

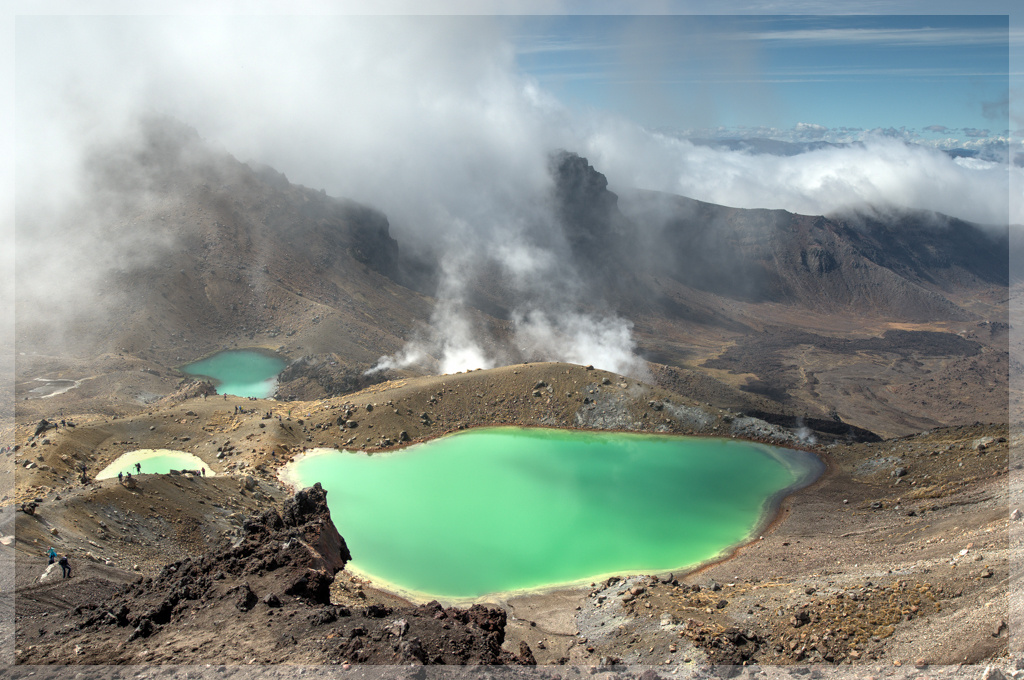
283 427 822 601
180 350 286 398
96 449 215 479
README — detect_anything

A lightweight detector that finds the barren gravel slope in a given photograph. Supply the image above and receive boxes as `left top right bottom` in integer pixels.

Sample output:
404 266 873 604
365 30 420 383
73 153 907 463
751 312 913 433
8 363 1017 670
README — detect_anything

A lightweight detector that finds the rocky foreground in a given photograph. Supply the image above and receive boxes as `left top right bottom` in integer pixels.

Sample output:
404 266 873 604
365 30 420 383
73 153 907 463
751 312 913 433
7 362 1022 676
16 483 536 666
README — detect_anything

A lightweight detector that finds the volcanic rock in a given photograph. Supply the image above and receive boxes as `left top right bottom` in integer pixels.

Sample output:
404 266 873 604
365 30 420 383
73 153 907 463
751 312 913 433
34 419 52 437
16 481 533 665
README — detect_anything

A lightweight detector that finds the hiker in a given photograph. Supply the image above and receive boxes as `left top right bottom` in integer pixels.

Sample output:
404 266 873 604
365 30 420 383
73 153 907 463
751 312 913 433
135 462 141 474
58 554 71 578
47 546 57 564
200 467 205 477
118 471 123 483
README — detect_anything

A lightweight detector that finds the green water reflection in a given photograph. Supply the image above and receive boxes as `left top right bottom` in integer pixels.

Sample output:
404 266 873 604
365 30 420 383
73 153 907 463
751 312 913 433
284 427 822 600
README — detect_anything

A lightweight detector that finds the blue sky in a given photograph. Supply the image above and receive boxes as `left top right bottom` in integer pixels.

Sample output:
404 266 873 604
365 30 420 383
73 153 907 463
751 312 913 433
512 14 1012 146
4 3 1019 152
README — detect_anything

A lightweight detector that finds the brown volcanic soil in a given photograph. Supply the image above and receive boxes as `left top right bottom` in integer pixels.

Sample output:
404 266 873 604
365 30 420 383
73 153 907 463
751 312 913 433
8 362 1019 670
693 324 1009 439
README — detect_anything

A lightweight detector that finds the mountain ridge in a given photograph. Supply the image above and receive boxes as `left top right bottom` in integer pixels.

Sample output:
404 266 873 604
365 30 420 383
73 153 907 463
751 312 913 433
12 116 1009 437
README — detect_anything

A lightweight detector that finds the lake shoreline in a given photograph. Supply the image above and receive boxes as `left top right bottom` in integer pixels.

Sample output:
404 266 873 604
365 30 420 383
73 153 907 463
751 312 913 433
284 428 826 605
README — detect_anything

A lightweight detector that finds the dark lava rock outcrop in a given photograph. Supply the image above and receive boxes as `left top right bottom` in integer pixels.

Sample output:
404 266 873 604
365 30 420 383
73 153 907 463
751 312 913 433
16 483 534 665
275 353 389 401
157 378 217 405
549 150 629 261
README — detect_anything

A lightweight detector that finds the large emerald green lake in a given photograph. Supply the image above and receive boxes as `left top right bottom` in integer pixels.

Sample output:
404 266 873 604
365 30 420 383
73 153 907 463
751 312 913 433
283 427 822 601
180 350 286 398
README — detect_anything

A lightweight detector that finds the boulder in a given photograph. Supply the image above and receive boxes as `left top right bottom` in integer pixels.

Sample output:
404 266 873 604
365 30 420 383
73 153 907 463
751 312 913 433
231 583 259 612
396 637 426 664
128 618 155 641
281 484 350 561
38 562 62 584
285 569 334 604
791 610 810 627
388 618 409 637
514 641 536 665
972 437 996 451
34 419 52 437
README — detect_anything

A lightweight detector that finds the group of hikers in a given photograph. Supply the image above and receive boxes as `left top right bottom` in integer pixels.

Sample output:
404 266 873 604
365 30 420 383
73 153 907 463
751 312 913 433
116 461 205 483
116 461 143 484
45 458 209 583
46 547 71 578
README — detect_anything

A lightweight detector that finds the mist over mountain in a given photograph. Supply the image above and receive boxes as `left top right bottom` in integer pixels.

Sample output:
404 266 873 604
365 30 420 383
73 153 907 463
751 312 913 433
15 117 422 366
12 116 1009 437
14 17 1015 405
619 188 1008 318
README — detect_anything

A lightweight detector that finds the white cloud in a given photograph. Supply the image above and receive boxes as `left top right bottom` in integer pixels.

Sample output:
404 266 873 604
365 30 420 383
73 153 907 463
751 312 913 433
15 14 1018 374
794 122 828 133
754 26 1009 47
585 130 1016 226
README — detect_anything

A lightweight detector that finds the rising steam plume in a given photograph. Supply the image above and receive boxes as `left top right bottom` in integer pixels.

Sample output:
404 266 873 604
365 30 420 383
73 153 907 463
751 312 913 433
13 16 1015 380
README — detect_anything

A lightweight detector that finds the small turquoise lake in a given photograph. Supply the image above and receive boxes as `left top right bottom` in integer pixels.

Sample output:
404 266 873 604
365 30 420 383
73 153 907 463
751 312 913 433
96 449 215 479
180 350 286 398
283 427 823 601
